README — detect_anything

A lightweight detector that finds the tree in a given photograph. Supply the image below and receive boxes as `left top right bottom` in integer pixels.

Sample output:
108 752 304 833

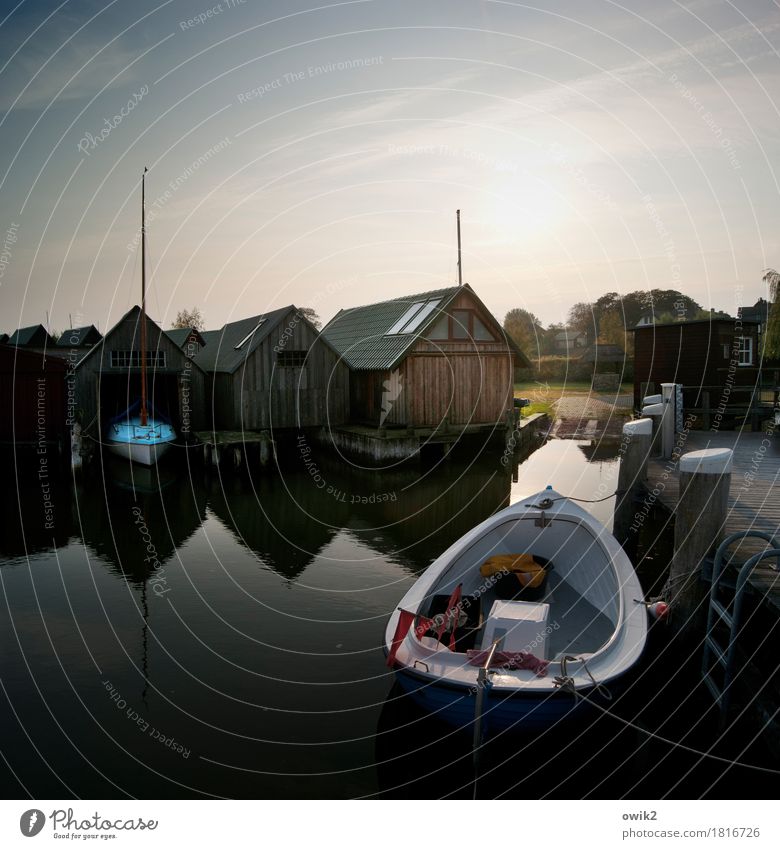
298 307 321 330
171 307 205 331
598 310 627 348
503 308 545 360
567 302 596 341
762 268 780 358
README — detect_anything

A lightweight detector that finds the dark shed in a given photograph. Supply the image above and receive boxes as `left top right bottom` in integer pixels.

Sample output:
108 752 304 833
194 306 349 431
0 345 67 446
72 305 206 439
631 317 763 414
56 325 102 348
8 324 55 348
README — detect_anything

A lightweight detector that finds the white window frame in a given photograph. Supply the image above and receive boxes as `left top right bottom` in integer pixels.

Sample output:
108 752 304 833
235 319 266 350
736 336 753 366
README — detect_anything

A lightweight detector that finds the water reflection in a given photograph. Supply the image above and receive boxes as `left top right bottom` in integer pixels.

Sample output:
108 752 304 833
14 437 768 800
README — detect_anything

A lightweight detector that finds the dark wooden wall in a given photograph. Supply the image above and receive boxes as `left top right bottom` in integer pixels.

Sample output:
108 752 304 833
633 321 761 408
0 346 67 444
214 310 349 431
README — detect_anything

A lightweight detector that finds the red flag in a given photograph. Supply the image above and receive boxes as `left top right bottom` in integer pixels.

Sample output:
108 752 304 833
436 584 463 649
414 616 435 640
386 609 415 667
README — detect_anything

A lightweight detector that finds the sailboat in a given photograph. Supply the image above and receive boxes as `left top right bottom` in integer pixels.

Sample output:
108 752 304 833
107 168 176 466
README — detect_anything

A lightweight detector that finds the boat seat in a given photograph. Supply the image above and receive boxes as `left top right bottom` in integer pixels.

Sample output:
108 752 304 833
481 554 552 602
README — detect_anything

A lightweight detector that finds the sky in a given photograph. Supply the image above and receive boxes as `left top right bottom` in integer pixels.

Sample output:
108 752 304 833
0 0 779 335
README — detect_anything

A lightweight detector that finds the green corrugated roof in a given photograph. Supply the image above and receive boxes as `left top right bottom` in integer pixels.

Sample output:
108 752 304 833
321 286 462 370
321 284 530 369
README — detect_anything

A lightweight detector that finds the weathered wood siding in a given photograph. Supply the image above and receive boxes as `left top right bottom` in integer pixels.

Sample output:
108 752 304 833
347 287 518 427
220 310 349 430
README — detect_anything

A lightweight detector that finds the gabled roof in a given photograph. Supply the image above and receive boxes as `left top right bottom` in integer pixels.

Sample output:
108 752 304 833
165 327 207 348
73 305 206 374
8 324 53 347
56 325 102 347
322 283 528 370
194 306 295 374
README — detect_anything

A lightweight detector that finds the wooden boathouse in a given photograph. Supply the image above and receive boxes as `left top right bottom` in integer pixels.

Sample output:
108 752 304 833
7 324 56 349
194 305 349 432
0 344 67 450
322 284 529 428
71 305 207 441
56 325 102 350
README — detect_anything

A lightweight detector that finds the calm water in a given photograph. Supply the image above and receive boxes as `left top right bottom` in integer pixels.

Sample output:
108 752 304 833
0 438 771 799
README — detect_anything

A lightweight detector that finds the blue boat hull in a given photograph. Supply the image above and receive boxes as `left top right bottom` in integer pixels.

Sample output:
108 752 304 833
395 668 595 732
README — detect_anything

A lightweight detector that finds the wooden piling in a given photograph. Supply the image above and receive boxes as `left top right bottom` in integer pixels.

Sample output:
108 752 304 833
613 418 653 558
666 447 733 633
259 431 271 467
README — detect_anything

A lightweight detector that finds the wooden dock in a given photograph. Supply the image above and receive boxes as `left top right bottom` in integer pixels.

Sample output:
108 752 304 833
645 430 780 611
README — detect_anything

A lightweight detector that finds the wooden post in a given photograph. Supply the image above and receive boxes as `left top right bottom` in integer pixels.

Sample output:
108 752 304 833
259 431 270 467
70 423 83 470
613 418 652 559
701 390 710 430
666 447 732 634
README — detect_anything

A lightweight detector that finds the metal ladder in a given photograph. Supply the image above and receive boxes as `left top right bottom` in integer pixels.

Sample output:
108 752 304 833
702 530 780 717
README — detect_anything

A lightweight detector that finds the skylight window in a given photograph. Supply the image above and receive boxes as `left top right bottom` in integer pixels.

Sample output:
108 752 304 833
402 299 441 333
386 298 443 335
234 319 266 350
386 302 425 335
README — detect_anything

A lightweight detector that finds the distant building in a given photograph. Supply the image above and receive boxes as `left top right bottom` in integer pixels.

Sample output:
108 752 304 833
8 324 55 348
553 327 588 354
738 298 773 351
195 306 349 431
56 325 102 349
322 284 529 429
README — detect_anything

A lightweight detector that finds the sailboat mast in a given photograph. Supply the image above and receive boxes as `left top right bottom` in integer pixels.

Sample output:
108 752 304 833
140 167 148 427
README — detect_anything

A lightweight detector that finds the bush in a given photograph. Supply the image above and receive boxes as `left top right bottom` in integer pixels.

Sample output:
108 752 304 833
518 355 634 384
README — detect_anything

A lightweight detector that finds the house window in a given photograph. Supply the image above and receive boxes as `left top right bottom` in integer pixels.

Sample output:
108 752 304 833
442 309 496 341
736 336 753 366
386 299 443 335
235 319 266 349
451 309 471 339
426 314 449 340
110 350 166 368
277 350 307 368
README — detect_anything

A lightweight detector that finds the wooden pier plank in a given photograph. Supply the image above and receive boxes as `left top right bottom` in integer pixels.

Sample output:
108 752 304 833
645 429 780 612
